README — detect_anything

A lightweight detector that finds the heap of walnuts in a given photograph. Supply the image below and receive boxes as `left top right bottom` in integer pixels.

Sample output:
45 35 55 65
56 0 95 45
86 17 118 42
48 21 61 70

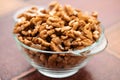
13 2 101 68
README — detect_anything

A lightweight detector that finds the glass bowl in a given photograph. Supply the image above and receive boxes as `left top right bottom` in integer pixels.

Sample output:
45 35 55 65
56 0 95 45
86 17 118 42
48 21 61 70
13 25 107 78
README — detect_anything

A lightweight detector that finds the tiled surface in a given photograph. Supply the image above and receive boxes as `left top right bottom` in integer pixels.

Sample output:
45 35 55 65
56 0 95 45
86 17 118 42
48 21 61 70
0 0 27 16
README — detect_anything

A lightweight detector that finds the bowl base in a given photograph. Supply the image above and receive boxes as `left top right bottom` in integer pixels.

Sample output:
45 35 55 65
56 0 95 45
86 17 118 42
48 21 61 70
38 69 78 78
29 56 90 78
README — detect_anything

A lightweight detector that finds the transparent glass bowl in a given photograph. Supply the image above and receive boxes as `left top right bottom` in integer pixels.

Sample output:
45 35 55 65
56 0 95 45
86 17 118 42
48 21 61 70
13 25 107 78
13 4 108 78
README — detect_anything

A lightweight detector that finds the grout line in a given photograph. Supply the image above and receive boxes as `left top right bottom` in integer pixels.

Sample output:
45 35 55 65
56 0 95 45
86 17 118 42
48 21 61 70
106 48 120 59
11 68 36 80
106 21 120 59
